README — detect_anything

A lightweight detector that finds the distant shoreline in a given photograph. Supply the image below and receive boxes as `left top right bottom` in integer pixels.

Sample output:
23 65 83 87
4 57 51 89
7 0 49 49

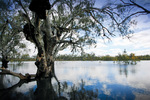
1 54 150 61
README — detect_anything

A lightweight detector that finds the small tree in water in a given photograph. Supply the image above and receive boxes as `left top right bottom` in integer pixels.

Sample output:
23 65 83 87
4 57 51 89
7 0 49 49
115 49 139 65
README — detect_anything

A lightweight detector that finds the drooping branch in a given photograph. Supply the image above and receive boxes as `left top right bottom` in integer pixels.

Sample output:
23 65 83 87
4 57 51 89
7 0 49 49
121 11 147 24
87 10 114 39
0 68 36 80
117 0 150 24
17 0 32 24
121 0 150 14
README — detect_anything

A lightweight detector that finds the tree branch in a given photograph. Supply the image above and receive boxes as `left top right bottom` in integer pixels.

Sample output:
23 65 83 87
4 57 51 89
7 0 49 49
0 68 36 80
121 11 147 24
57 40 78 44
121 0 150 14
17 0 32 24
87 10 114 38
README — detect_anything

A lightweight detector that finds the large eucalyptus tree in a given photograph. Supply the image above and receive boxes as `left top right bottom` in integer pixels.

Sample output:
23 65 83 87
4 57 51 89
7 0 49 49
18 0 150 79
0 0 149 80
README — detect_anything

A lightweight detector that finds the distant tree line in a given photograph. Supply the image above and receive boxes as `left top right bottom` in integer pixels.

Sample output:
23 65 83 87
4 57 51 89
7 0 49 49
1 53 150 62
56 53 150 61
137 55 150 60
0 54 35 62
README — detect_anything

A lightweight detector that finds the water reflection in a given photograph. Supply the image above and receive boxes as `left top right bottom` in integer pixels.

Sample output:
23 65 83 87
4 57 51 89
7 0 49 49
34 78 66 100
0 77 99 100
118 64 137 77
0 61 150 100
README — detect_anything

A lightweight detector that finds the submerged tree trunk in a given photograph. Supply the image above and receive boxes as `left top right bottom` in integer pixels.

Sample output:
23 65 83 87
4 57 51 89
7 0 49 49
34 78 58 100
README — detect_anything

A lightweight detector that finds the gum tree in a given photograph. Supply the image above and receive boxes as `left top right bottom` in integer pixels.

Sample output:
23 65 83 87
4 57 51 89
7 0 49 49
0 0 26 68
0 0 150 80
18 0 150 79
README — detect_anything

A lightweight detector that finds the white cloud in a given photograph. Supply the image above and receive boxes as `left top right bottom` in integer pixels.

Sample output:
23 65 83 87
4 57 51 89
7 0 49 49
88 28 150 56
129 49 150 55
58 29 150 56
55 61 150 91
131 29 150 49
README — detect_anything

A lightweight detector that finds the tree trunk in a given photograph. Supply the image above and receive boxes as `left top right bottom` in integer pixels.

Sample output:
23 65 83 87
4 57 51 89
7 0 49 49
32 14 59 79
35 53 55 78
22 4 59 79
34 78 58 100
23 22 57 79
1 55 9 68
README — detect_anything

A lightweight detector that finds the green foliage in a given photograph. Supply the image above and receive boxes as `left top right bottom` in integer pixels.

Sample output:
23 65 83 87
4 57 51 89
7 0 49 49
4 53 150 61
56 53 115 61
56 53 100 61
21 54 30 59
100 55 115 61
1 0 149 61
0 0 26 61
137 55 150 60
115 50 139 65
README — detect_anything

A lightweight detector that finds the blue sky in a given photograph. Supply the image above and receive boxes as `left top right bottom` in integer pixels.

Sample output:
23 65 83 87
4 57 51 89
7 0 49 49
26 0 150 57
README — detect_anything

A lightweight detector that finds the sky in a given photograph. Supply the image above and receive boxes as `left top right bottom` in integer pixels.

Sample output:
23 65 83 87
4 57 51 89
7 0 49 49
85 15 150 56
26 0 150 57
58 17 150 57
59 0 150 56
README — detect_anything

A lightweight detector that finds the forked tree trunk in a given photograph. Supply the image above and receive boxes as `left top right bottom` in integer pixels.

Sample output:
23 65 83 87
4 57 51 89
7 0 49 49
31 21 57 79
33 25 57 79
22 1 60 79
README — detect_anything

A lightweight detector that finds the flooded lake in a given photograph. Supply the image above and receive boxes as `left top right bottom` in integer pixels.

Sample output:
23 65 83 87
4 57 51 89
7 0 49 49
0 61 150 100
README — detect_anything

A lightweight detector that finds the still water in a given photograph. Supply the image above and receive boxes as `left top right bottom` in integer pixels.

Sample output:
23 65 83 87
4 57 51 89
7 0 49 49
0 61 150 100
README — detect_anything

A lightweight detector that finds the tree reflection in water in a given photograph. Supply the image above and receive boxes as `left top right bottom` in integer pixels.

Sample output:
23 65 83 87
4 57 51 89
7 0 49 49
0 78 99 100
118 64 136 77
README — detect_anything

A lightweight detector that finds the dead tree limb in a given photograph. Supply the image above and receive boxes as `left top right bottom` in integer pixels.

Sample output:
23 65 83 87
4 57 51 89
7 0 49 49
0 68 36 80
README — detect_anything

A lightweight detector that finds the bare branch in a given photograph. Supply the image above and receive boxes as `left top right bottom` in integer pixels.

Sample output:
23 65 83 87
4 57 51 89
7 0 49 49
121 11 146 24
105 9 119 26
121 0 150 14
63 17 74 27
130 0 150 13
57 40 78 44
0 68 36 80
